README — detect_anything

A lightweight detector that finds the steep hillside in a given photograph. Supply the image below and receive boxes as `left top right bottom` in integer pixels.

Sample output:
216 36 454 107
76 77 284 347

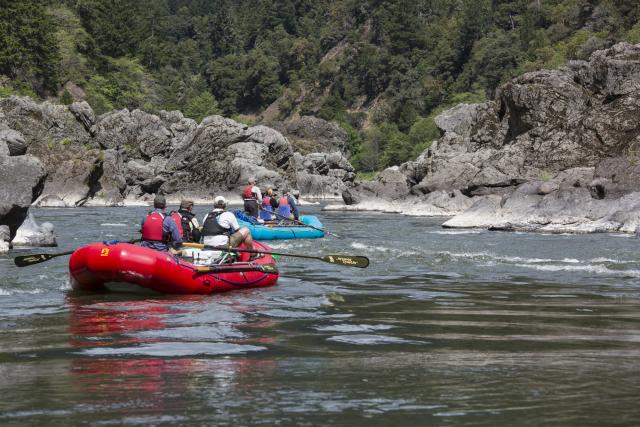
1 0 639 171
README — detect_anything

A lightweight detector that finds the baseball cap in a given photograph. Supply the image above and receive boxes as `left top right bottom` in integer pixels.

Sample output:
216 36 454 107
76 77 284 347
214 196 226 206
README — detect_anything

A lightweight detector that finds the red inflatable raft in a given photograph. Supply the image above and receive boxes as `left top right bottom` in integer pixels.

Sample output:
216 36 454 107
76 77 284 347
69 241 279 294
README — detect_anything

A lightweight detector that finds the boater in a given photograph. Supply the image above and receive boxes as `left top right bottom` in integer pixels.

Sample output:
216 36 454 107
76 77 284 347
172 199 201 243
242 177 262 219
140 194 183 252
201 196 255 252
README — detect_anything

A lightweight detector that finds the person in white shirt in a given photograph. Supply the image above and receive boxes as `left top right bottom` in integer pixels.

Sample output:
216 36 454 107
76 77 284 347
201 196 254 251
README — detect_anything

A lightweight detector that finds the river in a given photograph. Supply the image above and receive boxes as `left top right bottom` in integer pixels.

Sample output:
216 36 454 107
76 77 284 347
1 205 639 426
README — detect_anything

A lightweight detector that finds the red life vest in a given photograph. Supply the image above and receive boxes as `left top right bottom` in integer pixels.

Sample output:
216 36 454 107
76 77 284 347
262 195 271 206
242 185 255 199
170 211 184 238
278 196 289 207
141 211 166 241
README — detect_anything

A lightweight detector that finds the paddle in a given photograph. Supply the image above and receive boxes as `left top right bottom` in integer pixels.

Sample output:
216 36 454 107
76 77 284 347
14 239 140 267
182 242 369 268
195 263 278 274
259 207 342 238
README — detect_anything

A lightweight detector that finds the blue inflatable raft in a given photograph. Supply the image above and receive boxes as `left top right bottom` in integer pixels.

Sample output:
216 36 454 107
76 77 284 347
234 210 325 240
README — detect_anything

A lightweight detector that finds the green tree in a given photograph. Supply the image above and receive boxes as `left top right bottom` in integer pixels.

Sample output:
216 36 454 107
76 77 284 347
183 91 222 122
0 0 60 94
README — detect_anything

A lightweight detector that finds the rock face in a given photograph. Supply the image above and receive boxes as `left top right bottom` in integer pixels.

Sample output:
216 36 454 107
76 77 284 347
269 116 349 154
333 43 640 232
0 98 356 210
0 153 47 240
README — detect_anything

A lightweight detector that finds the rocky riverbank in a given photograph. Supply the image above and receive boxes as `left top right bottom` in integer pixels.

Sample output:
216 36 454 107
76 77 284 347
0 96 355 251
0 100 354 208
328 42 640 234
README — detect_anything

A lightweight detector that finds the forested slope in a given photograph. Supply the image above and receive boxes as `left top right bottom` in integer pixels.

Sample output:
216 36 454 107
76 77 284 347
1 0 638 171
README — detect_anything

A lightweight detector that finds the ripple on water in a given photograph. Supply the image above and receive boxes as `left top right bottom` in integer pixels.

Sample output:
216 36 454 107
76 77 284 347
326 334 424 345
78 342 266 357
314 323 395 332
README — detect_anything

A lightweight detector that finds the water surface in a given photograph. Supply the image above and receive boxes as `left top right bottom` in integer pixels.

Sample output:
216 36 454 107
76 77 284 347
1 206 639 425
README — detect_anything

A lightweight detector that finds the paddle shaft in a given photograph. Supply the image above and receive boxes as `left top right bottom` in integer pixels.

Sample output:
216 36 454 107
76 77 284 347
182 243 369 268
259 207 341 238
14 239 140 267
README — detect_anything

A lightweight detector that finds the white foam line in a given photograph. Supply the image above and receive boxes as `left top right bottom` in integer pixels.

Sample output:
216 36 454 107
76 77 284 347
513 263 640 277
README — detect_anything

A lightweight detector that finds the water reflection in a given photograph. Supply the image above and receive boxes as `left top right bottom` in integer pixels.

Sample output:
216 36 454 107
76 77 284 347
65 295 278 421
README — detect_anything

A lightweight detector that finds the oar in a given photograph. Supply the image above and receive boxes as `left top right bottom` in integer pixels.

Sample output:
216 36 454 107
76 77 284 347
259 207 341 238
195 263 278 274
14 239 140 267
183 243 369 268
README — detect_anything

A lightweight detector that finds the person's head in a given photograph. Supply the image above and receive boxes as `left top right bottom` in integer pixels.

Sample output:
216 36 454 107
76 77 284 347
248 177 256 185
180 199 194 211
214 195 226 209
292 189 300 200
153 194 166 209
266 188 273 196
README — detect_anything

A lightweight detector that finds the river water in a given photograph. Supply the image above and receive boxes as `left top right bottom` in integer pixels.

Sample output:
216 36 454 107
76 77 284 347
0 205 639 426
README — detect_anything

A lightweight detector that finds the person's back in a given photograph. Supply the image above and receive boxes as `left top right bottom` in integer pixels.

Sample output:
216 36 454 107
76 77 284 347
175 200 201 242
201 196 255 251
140 195 183 252
242 177 262 219
260 188 275 220
277 193 292 219
288 190 300 220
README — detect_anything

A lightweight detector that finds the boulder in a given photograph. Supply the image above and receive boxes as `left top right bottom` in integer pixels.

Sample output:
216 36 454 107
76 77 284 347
0 129 27 155
11 211 57 247
0 154 47 240
0 224 9 254
68 101 95 134
269 116 349 154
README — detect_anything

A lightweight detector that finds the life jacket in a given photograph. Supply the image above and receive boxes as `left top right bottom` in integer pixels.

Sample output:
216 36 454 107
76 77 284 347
141 211 166 242
277 196 291 218
262 196 273 211
170 211 184 238
242 185 256 200
174 210 197 241
259 196 273 221
201 211 231 237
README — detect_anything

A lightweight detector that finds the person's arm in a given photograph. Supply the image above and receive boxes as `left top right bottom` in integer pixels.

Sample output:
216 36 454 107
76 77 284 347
165 217 183 245
227 213 241 232
289 196 299 219
254 186 262 202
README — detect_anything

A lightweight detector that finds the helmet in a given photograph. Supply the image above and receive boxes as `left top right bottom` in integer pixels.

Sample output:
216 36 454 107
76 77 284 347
214 196 226 208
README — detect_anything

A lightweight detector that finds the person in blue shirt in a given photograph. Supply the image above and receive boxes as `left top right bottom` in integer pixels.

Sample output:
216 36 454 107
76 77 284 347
140 195 183 252
288 190 300 221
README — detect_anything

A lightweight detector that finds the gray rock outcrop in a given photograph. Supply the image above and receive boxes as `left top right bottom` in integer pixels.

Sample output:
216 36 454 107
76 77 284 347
0 97 356 209
0 153 47 240
332 42 640 232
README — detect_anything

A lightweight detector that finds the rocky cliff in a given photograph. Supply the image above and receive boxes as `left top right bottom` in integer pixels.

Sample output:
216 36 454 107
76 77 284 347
0 98 355 207
0 97 355 251
329 43 640 233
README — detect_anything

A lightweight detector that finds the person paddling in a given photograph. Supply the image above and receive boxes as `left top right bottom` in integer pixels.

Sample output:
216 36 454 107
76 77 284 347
140 194 183 252
260 188 277 221
201 196 255 252
289 189 300 221
173 199 201 243
242 177 262 219
277 189 300 220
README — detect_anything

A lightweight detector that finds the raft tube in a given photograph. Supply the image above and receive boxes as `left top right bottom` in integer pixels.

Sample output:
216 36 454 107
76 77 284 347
234 210 325 240
69 241 278 294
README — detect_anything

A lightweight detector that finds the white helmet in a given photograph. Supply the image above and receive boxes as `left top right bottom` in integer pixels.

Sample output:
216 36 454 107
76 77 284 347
214 195 226 207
